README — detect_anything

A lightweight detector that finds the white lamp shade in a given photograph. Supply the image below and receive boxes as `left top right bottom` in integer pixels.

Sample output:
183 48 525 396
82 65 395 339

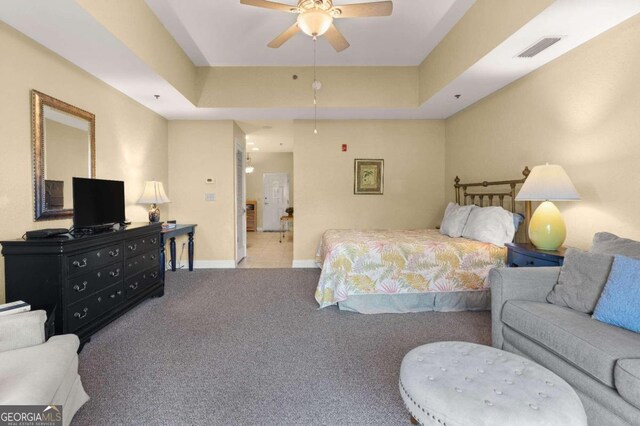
137 181 170 204
297 9 333 36
515 164 580 201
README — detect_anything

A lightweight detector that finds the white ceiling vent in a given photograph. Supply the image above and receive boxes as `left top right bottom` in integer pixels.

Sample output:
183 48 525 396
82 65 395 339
517 37 562 58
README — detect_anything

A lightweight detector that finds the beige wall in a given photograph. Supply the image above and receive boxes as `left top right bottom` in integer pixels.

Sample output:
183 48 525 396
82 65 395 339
44 119 89 209
0 22 168 302
418 0 554 103
246 152 294 230
76 0 198 104
445 14 640 249
167 121 236 264
293 120 446 260
198 66 418 108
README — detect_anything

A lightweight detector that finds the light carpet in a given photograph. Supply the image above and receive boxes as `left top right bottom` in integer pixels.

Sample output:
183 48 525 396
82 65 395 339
74 269 491 425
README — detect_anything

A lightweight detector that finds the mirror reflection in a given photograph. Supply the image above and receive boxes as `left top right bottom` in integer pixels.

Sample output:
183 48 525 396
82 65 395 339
43 106 91 210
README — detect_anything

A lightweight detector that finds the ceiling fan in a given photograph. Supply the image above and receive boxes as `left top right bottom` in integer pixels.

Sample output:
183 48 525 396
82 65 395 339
240 0 393 52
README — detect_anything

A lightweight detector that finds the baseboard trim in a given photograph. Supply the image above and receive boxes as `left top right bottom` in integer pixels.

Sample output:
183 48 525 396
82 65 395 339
257 227 264 232
193 260 236 269
292 259 320 268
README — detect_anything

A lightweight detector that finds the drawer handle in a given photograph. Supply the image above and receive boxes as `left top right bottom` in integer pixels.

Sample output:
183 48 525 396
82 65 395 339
130 282 139 290
150 254 157 260
74 308 88 319
110 269 121 278
128 243 137 251
109 290 123 298
73 281 88 292
151 272 159 279
109 248 120 257
150 238 158 244
72 258 88 268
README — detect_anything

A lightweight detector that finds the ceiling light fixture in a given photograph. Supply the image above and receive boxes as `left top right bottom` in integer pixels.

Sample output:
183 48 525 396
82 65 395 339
297 8 333 37
252 147 260 151
240 0 392 51
245 155 254 174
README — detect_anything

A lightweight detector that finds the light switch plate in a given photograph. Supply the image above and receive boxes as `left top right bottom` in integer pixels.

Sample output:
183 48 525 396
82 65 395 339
205 193 216 201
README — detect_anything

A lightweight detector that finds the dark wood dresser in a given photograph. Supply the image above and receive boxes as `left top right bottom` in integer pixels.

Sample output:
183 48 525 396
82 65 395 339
1 223 163 348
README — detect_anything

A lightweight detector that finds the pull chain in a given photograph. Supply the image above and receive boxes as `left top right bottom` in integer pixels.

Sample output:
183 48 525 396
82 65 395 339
313 35 318 135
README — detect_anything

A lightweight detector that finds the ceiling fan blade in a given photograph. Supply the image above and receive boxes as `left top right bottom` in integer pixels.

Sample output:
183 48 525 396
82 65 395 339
324 24 350 52
240 0 297 13
267 22 301 48
333 1 393 18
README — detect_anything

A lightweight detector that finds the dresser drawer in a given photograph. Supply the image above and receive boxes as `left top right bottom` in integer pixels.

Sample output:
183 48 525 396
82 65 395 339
508 251 560 267
125 267 161 298
66 282 124 332
126 251 159 276
67 243 124 276
67 262 124 304
125 235 159 258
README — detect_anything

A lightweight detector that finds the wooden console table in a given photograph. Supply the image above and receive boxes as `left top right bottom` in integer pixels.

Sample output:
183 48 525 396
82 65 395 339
279 215 293 243
160 224 197 281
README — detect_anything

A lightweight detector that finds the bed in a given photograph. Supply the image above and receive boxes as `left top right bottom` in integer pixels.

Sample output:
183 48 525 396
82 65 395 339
314 168 532 314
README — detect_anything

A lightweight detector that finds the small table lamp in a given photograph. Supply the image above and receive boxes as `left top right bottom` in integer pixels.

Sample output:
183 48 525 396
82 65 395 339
515 164 580 251
137 181 170 223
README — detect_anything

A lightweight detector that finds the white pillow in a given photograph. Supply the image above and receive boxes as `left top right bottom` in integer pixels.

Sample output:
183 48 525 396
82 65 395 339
440 203 477 238
462 206 516 247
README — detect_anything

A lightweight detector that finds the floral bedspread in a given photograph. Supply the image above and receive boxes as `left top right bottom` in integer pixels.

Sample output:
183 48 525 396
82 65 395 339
314 229 507 308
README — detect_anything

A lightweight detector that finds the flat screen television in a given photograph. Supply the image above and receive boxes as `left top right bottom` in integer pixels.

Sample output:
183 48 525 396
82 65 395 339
73 177 125 229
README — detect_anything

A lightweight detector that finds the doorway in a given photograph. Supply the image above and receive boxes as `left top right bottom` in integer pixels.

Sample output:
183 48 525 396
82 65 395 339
238 154 293 269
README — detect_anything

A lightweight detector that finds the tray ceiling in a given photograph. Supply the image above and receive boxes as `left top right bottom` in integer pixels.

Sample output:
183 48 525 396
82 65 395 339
145 0 475 66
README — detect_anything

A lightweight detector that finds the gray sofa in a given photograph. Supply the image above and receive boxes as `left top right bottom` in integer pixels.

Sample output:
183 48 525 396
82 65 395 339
491 267 640 426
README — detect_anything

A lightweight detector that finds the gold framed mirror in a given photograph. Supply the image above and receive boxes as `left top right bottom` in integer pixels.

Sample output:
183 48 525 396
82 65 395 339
32 90 95 220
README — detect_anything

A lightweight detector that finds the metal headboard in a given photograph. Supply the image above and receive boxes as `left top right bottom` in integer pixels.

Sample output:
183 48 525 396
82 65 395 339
454 167 532 241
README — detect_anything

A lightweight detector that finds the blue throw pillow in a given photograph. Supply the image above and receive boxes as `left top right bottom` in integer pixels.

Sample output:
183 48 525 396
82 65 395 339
592 255 640 333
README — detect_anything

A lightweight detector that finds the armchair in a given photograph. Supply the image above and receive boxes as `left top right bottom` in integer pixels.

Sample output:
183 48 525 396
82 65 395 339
0 310 89 426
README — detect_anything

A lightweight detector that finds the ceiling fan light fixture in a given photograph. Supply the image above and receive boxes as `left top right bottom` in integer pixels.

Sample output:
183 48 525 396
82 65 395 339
297 9 333 37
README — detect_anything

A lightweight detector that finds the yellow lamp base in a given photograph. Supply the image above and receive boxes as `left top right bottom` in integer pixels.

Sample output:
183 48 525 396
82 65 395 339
528 201 566 251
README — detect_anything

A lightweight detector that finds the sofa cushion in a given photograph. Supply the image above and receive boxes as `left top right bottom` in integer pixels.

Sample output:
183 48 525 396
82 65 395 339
0 335 80 404
592 255 640 333
591 232 640 258
546 248 613 314
615 359 640 410
502 300 640 388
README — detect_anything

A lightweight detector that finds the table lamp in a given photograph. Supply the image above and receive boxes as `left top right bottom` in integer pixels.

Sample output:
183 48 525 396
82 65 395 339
137 181 170 223
515 164 580 250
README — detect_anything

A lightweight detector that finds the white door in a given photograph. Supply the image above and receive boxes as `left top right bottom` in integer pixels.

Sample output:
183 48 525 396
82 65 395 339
263 173 290 231
235 144 246 263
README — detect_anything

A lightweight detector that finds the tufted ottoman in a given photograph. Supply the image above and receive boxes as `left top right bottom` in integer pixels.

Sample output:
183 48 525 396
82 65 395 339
399 342 587 426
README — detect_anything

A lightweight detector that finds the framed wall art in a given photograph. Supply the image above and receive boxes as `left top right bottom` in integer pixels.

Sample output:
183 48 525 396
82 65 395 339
354 159 384 195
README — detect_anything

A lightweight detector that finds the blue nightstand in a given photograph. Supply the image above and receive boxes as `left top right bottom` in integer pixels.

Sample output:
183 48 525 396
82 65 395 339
506 242 566 267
